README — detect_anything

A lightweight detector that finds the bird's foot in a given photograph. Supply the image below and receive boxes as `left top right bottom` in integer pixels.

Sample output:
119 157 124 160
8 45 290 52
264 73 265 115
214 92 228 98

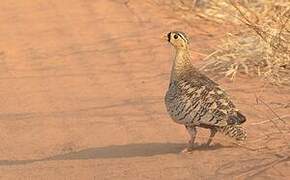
181 143 199 153
181 147 194 153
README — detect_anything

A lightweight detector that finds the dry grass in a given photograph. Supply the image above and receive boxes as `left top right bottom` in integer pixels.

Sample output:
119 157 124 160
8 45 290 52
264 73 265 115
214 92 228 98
160 1 290 177
160 0 290 85
196 0 290 85
194 1 290 176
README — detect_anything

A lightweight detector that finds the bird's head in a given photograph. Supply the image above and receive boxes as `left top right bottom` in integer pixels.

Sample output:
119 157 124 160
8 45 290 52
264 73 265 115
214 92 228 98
167 31 189 50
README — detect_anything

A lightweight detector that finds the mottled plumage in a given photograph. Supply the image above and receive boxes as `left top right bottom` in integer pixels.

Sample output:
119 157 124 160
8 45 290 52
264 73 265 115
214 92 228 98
164 32 247 151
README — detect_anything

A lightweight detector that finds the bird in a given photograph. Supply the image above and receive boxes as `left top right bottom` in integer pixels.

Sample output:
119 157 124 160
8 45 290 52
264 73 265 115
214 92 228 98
164 31 247 152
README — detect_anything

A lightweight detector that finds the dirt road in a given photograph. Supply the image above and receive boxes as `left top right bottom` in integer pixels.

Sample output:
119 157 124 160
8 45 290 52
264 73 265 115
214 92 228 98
0 0 289 179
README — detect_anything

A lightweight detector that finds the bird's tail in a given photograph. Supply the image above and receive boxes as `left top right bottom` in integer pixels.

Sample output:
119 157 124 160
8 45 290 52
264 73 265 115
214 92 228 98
218 125 247 141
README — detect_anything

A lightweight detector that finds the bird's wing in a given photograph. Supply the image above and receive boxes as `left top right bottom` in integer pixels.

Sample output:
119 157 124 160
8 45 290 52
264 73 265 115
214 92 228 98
178 70 246 127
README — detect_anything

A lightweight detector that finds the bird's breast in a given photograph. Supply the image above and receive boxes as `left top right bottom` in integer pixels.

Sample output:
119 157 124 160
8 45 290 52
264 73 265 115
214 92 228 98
164 84 195 124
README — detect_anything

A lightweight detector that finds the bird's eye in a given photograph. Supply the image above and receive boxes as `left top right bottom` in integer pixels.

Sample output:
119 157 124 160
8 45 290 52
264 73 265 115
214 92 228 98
174 35 178 39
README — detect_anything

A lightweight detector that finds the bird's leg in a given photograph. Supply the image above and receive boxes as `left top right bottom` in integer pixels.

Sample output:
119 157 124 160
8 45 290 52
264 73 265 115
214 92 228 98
182 125 197 153
205 128 217 146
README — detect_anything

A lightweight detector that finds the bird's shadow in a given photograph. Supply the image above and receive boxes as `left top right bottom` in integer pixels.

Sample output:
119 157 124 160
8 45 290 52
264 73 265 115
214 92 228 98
0 142 232 166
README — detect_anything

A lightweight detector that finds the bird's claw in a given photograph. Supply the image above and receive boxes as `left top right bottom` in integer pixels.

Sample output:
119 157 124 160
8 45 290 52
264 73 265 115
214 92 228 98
181 147 194 153
181 143 199 153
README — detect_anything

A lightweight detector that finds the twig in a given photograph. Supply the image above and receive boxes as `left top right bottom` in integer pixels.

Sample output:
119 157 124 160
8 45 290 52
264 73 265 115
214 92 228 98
256 97 288 125
250 114 290 125
254 82 269 104
229 0 268 43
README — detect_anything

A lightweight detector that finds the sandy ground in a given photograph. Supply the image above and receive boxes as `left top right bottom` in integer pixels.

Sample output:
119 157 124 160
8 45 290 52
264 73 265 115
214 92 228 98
0 0 289 179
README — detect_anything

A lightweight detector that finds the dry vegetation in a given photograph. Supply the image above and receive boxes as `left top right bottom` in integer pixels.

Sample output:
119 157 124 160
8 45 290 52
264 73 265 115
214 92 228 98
197 0 290 85
196 0 290 176
163 0 290 177
160 0 290 85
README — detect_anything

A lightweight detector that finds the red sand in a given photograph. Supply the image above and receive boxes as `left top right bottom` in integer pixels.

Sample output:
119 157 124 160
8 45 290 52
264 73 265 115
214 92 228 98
0 1 289 179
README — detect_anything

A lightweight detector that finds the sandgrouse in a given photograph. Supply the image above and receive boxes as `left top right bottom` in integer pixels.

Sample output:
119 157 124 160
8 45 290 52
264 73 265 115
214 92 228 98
164 31 247 152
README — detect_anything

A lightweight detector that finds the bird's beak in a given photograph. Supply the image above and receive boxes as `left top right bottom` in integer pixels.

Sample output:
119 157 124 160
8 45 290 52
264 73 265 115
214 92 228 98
161 33 170 42
161 34 168 41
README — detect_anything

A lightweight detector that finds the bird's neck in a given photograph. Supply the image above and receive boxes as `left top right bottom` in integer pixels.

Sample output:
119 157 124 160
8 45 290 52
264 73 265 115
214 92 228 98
170 49 192 81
